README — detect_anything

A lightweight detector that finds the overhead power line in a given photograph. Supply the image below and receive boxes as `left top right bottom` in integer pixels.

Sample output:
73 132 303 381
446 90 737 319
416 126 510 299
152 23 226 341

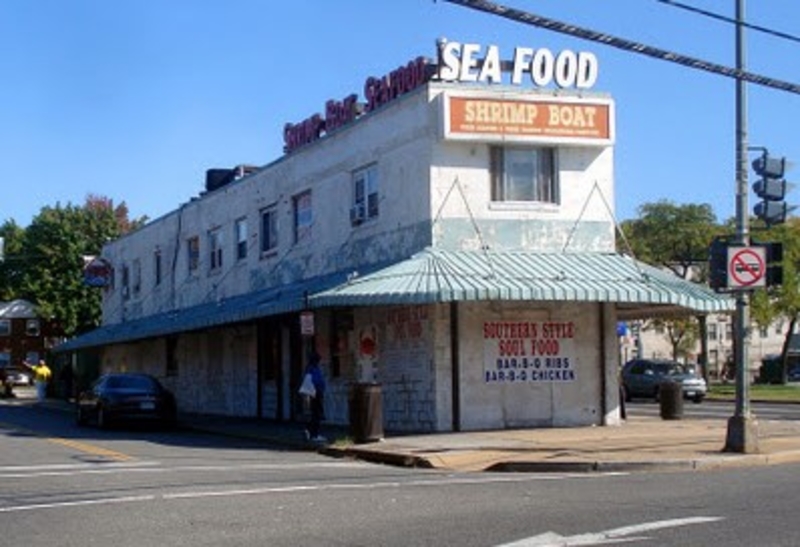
441 0 800 95
656 0 800 45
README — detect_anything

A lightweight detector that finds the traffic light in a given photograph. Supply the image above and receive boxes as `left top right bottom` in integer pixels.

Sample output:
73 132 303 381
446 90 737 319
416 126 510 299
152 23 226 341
708 236 730 291
752 151 794 226
765 241 783 287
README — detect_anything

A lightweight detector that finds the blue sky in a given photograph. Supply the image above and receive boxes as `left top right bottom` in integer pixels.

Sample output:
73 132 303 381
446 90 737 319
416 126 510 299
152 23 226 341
2 0 799 228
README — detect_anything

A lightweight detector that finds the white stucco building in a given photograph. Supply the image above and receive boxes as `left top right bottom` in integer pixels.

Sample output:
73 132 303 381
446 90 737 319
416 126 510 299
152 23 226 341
59 41 731 432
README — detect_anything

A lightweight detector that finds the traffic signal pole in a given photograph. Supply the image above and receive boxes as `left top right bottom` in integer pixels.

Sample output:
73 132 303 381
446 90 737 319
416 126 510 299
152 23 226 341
725 0 759 454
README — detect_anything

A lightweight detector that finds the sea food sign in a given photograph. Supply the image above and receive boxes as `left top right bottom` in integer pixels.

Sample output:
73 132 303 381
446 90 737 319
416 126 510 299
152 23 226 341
282 41 599 153
438 41 599 89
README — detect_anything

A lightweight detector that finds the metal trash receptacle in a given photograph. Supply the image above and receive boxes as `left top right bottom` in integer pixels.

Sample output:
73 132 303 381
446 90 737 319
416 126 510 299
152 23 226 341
349 382 383 443
659 381 684 420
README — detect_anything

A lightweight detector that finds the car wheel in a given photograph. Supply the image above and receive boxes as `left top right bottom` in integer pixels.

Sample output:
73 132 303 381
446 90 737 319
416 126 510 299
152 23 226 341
653 387 660 402
693 395 704 404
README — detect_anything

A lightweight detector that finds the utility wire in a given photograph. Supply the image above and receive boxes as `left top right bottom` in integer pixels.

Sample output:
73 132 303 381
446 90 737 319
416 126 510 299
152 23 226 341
441 0 800 95
656 0 800 45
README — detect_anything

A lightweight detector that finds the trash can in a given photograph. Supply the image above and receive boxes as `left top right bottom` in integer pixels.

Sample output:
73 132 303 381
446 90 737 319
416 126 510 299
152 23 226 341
659 381 684 420
349 382 383 443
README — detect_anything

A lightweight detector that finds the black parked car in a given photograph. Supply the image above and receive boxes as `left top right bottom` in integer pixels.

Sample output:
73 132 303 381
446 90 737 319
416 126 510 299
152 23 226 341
621 358 707 403
76 373 177 428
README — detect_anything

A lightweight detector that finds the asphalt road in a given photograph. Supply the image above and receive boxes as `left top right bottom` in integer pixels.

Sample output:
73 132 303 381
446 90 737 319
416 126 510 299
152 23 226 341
626 399 800 421
3 399 800 546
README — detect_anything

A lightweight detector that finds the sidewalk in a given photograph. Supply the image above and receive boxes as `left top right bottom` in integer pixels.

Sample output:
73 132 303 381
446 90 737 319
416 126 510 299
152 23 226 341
13 388 800 474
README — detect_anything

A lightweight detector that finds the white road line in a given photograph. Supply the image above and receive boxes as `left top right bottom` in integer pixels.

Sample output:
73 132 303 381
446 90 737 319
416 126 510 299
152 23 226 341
0 495 155 514
0 461 366 479
0 472 624 514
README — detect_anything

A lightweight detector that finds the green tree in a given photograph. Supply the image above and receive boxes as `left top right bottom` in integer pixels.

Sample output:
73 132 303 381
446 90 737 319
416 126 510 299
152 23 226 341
750 218 800 383
619 200 720 279
7 195 146 337
0 219 25 300
619 201 722 370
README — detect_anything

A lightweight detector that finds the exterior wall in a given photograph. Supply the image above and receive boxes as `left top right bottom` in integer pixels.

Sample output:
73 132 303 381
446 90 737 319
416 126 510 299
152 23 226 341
430 86 615 253
101 325 257 417
458 301 607 430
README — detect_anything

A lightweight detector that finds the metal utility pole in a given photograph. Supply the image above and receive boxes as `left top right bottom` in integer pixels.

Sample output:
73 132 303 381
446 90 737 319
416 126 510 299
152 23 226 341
725 0 759 454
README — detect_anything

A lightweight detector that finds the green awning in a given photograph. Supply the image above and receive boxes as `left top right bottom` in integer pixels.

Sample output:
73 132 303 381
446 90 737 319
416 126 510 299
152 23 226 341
309 248 734 315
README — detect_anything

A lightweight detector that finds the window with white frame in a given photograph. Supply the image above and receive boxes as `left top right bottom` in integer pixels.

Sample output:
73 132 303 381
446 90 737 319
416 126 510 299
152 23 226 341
351 164 378 224
209 228 223 271
260 206 278 255
187 236 200 273
708 323 718 341
293 191 312 244
235 218 248 261
0 320 9 336
26 319 40 337
490 146 558 203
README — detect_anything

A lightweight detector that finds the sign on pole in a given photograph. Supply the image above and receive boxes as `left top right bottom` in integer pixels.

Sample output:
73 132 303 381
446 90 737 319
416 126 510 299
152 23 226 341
727 246 766 289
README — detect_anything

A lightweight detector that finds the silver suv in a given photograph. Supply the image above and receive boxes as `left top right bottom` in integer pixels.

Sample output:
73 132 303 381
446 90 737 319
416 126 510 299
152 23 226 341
621 359 707 403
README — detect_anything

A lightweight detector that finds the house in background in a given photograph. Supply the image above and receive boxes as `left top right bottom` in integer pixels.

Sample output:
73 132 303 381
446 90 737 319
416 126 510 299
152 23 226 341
0 299 62 372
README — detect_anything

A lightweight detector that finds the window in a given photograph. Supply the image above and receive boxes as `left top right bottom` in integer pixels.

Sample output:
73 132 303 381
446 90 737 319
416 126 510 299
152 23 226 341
187 236 200 273
352 164 379 224
0 352 9 368
260 206 278 255
25 351 39 364
235 218 248 261
725 324 733 341
132 259 141 295
293 191 313 243
0 320 10 336
775 322 784 336
209 228 223 271
708 324 718 341
121 265 130 300
154 249 162 286
759 326 768 338
490 146 558 203
26 319 40 337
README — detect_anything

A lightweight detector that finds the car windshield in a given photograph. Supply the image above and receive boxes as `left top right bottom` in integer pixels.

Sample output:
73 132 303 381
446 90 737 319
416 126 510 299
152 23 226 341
653 363 689 376
105 375 157 390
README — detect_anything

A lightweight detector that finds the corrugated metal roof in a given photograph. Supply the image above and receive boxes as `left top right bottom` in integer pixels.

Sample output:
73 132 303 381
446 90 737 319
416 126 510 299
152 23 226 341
309 248 734 313
56 249 733 353
56 270 355 352
0 299 37 319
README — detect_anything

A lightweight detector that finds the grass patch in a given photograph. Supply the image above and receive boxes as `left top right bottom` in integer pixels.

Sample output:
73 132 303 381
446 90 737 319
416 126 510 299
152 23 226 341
708 382 800 403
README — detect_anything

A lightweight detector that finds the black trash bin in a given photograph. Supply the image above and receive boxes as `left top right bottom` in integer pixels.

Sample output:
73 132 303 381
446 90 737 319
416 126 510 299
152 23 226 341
349 382 383 443
659 381 684 420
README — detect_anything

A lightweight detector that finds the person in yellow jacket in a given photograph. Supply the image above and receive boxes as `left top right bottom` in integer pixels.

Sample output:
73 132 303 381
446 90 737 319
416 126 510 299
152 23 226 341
24 359 51 401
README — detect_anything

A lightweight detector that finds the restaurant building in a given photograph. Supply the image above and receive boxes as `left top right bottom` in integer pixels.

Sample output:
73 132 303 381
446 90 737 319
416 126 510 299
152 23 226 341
58 41 731 432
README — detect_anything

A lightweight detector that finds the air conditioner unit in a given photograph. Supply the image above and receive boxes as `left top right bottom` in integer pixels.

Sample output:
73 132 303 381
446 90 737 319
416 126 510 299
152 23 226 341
350 204 366 224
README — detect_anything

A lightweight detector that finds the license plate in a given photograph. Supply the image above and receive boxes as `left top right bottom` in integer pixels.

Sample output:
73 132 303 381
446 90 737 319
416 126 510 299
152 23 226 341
686 391 695 397
140 402 155 410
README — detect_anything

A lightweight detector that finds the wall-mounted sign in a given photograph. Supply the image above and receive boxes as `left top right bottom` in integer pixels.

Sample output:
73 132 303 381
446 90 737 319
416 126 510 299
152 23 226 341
437 41 598 89
445 96 613 144
282 39 602 154
483 320 577 384
83 256 113 288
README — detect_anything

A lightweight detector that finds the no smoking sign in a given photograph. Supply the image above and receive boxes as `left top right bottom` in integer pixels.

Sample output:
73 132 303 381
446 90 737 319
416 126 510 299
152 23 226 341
727 246 766 289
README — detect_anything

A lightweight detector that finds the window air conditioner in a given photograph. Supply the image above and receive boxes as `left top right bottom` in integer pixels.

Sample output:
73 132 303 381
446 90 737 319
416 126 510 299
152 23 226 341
350 204 366 224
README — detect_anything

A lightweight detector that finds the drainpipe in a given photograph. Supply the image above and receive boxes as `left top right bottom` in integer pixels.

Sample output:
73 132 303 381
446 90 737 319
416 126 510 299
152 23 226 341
450 302 461 432
599 303 608 424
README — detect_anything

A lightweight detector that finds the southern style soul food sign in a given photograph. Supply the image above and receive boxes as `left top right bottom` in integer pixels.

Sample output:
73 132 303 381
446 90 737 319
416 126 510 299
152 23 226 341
283 41 607 153
483 321 577 384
